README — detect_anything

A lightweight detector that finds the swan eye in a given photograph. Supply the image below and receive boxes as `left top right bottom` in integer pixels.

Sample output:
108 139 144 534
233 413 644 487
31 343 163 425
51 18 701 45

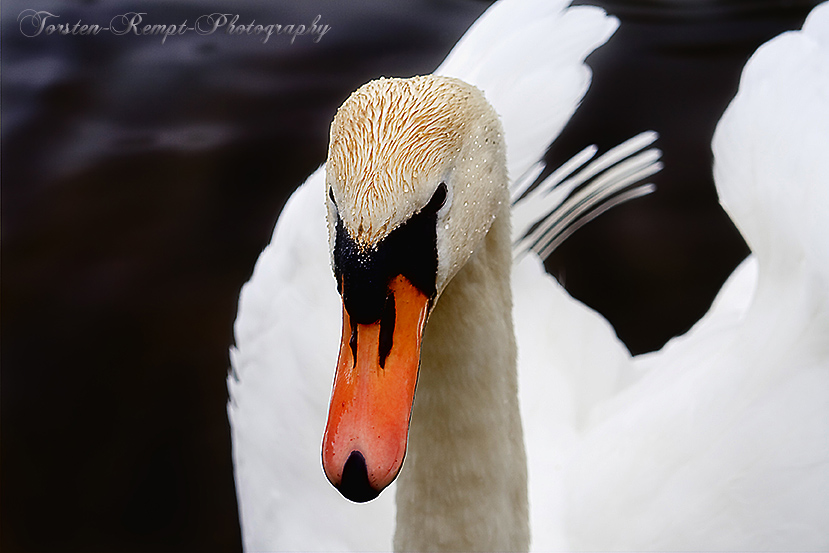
423 182 447 214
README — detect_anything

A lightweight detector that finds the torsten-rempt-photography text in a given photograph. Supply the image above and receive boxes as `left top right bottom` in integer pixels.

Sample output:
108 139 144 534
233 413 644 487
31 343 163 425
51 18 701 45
17 10 331 44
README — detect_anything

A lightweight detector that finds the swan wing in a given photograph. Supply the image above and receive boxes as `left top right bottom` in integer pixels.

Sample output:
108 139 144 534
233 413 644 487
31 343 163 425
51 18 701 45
513 254 634 551
562 6 829 549
713 2 829 283
435 0 618 183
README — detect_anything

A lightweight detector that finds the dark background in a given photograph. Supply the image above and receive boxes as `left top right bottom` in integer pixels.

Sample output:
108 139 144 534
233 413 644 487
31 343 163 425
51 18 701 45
1 0 821 550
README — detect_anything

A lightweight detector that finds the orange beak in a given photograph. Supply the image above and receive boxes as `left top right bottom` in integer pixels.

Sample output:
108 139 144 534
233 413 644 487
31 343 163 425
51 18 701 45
322 274 429 502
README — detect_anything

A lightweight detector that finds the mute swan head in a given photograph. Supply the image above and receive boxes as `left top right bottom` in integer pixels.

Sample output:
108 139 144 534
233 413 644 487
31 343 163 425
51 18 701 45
326 75 507 296
321 75 509 502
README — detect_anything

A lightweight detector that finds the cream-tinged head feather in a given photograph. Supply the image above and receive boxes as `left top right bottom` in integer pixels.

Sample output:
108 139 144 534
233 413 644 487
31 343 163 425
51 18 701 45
325 75 508 298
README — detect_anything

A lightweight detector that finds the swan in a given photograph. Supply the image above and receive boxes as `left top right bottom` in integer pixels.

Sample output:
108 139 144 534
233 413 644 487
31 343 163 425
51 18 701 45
228 0 659 550
229 0 829 550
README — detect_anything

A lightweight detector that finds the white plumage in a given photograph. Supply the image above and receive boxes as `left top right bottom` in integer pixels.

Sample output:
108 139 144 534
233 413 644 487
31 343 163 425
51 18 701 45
228 0 829 550
517 4 829 549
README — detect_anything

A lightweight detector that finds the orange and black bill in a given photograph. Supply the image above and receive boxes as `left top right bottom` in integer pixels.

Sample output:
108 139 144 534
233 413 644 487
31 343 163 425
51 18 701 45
323 182 445 501
322 275 429 502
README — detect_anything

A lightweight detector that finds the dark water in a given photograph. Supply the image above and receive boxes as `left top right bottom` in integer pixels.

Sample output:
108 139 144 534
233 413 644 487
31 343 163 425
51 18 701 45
1 0 820 550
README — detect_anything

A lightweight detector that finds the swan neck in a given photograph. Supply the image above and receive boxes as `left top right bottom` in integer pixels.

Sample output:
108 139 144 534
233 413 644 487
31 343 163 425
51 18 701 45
393 201 529 551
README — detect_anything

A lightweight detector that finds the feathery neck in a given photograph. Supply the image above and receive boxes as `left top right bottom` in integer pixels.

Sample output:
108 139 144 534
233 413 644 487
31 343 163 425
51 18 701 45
393 199 529 552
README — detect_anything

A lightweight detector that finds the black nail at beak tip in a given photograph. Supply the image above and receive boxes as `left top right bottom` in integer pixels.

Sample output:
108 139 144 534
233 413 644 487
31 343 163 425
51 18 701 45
337 450 381 503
